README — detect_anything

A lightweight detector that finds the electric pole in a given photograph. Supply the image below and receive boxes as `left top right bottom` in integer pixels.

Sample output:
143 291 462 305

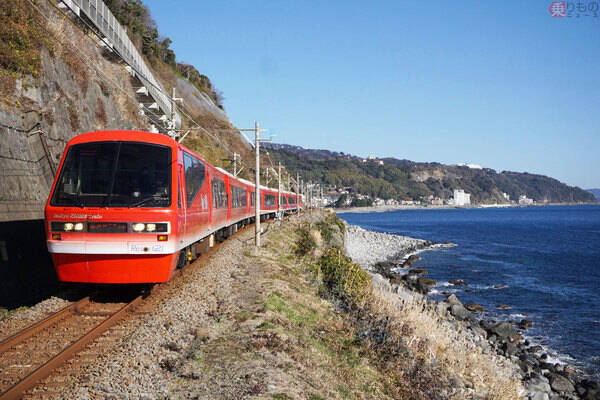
233 152 237 177
297 174 300 215
254 122 261 248
277 162 282 219
168 87 183 138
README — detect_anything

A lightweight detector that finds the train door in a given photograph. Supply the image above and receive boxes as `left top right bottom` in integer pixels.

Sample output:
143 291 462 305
178 164 186 248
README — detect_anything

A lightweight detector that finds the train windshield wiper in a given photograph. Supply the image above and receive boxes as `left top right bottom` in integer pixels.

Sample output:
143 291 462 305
61 194 84 208
129 195 169 208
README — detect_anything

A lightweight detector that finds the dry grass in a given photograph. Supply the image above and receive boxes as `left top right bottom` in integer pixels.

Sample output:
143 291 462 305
368 289 522 399
291 211 523 399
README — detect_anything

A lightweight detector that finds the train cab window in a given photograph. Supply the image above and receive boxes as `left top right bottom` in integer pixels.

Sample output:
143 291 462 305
231 186 247 208
177 176 182 209
211 178 228 208
264 194 276 207
184 153 206 206
51 141 171 208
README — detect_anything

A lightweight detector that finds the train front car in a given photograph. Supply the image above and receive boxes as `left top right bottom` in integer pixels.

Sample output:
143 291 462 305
45 131 181 283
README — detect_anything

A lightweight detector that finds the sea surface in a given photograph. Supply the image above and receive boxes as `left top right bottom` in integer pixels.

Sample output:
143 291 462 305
339 205 600 377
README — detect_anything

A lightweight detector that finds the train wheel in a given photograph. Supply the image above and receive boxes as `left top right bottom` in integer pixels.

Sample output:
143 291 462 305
176 250 187 269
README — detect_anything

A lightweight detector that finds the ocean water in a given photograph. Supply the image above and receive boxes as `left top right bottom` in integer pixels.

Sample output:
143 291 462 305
339 205 600 377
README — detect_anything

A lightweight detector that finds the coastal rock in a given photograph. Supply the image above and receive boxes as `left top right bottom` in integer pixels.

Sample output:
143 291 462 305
549 372 575 393
487 322 518 341
503 341 518 356
415 277 436 293
417 277 436 286
449 279 468 286
408 268 427 275
530 392 550 400
519 319 533 330
450 304 471 321
445 294 463 308
526 376 551 393
465 303 484 312
493 285 509 290
402 254 420 267
496 304 512 310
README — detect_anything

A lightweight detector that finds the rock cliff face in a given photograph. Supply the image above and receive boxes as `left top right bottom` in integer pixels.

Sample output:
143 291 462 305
0 0 239 222
0 0 148 221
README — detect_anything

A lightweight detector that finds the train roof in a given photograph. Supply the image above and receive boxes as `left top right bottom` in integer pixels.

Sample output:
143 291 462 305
67 130 177 146
66 131 298 197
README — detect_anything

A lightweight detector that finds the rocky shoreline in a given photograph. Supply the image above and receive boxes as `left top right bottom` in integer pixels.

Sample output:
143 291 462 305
344 223 600 400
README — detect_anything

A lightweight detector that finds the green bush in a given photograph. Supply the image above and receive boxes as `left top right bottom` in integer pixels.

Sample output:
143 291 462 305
294 224 316 257
315 213 345 249
318 248 372 308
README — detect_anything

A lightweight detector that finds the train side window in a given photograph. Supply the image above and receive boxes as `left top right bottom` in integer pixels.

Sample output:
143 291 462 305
231 186 247 208
264 194 276 206
211 178 227 208
178 175 182 208
184 152 206 206
250 192 255 207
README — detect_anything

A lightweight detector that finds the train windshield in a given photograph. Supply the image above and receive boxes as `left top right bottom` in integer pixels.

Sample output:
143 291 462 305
51 141 172 208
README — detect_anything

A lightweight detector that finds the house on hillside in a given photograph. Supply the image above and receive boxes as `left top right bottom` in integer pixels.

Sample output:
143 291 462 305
449 189 471 206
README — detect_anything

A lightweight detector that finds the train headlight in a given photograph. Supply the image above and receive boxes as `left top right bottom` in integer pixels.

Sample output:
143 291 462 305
130 222 169 233
51 221 86 233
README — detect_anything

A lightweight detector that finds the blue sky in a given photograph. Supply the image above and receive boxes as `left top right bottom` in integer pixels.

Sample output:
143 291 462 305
144 0 600 189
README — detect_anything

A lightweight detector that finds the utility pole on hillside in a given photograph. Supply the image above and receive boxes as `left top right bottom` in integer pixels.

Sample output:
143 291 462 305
297 174 301 215
277 162 282 219
168 87 183 138
238 122 271 250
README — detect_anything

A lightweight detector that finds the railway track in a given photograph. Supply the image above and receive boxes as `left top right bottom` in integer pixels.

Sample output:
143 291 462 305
0 217 280 399
0 294 145 400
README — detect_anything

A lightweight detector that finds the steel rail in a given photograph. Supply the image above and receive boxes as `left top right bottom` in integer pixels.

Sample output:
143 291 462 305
0 297 90 353
0 296 143 400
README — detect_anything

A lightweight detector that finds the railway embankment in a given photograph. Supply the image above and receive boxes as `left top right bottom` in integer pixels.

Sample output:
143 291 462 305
1 211 525 398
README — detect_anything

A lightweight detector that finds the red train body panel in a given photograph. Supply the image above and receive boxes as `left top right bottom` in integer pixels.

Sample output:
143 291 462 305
44 130 301 283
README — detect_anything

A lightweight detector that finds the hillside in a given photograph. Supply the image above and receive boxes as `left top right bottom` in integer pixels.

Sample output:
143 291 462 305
0 0 269 222
588 189 600 202
264 144 597 205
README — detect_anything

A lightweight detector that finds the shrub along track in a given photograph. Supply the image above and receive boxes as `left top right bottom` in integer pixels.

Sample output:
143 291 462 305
0 219 272 399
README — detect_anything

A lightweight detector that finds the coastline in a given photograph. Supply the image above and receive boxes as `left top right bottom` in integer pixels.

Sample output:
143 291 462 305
335 202 598 214
344 222 600 400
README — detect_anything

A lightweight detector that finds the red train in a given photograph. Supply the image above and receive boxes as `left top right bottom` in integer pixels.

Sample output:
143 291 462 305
44 130 301 283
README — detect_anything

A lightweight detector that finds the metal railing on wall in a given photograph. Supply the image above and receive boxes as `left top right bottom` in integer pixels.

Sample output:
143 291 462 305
58 0 181 129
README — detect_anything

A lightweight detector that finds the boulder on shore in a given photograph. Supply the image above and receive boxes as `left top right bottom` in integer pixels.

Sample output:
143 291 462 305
450 304 471 321
549 372 575 393
402 254 420 267
519 319 533 330
487 321 518 341
465 303 484 312
445 294 463 308
408 268 427 275
449 279 468 286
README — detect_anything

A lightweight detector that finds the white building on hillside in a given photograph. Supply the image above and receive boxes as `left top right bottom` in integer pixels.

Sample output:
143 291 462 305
519 195 534 205
452 189 471 206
